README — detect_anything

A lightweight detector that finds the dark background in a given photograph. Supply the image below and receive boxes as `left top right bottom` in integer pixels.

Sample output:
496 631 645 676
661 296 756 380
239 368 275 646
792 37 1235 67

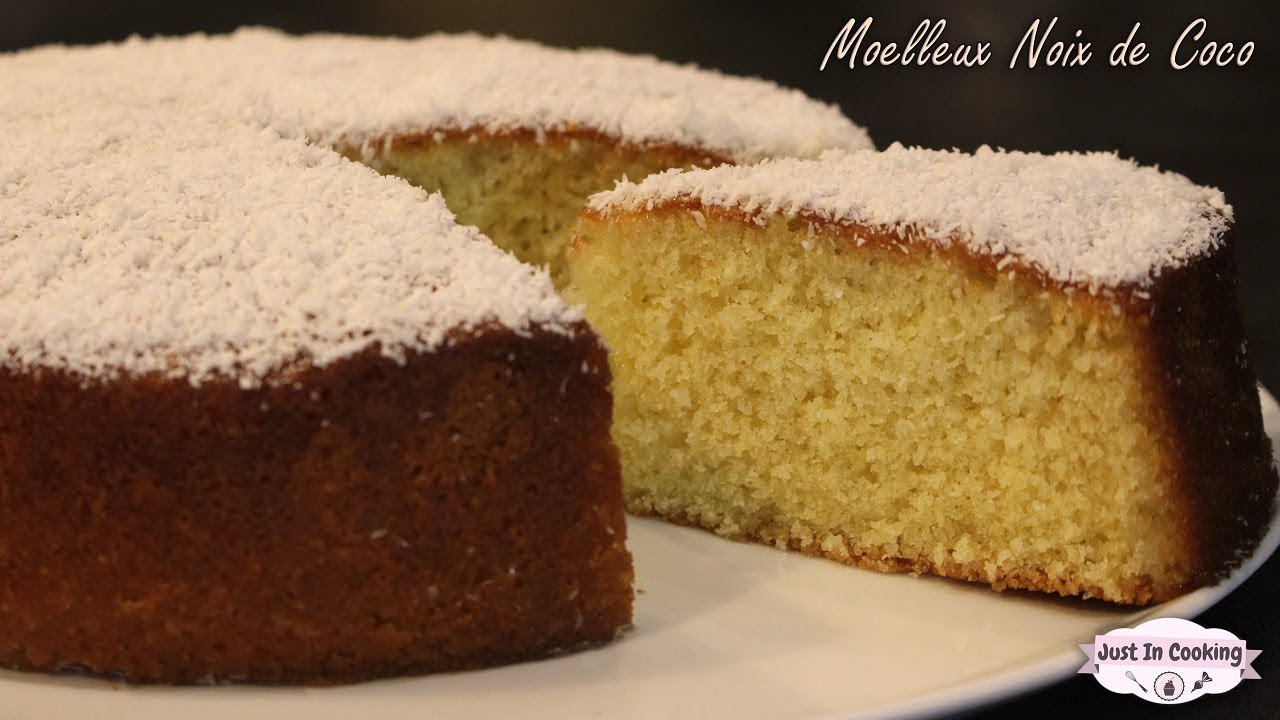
1 1 1276 717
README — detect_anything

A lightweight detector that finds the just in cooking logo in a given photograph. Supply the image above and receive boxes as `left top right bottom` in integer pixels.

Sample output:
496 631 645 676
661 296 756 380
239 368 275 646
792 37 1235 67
1078 617 1261 704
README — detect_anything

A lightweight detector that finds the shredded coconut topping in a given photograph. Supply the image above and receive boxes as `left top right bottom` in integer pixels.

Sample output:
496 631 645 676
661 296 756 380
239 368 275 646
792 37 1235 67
0 112 579 386
0 29 869 385
5 28 871 163
232 30 874 162
589 144 1233 290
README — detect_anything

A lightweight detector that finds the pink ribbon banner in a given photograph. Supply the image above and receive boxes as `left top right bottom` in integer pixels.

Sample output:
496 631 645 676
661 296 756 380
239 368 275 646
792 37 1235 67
1078 635 1261 679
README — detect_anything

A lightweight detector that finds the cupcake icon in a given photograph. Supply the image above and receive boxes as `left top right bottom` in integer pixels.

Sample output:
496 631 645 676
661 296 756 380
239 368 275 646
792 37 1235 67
1153 671 1185 701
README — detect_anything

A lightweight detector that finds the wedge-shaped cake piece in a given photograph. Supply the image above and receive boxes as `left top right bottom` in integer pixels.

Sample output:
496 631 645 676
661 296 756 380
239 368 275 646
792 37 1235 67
567 144 1278 604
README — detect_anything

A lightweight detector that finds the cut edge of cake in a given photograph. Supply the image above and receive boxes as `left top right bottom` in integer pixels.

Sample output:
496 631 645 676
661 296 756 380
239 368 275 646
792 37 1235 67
567 148 1278 605
341 127 734 288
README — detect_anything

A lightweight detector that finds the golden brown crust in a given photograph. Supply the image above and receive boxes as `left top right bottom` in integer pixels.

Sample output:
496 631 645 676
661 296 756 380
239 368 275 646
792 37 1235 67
1138 233 1279 590
0 323 632 684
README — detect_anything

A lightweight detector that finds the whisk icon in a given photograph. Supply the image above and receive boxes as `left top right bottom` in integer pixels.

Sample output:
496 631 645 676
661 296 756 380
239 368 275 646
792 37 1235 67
1124 671 1146 693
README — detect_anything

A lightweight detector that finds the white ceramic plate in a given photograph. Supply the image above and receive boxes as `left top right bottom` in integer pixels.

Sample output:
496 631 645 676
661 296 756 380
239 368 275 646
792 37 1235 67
4 391 1279 720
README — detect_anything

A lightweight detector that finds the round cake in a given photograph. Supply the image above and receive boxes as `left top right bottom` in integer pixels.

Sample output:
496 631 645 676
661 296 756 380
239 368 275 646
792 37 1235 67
0 30 871 683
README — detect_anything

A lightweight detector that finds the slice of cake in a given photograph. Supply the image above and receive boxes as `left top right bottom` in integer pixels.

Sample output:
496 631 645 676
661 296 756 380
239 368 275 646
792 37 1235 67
0 111 629 683
566 144 1278 605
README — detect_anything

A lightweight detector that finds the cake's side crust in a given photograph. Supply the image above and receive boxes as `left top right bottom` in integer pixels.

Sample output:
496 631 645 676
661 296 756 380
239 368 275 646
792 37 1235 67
341 127 730 288
1142 234 1279 587
570 202 1277 604
0 323 630 684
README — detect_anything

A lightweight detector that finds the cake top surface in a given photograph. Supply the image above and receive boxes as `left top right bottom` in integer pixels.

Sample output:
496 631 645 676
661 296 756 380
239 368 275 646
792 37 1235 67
0 28 869 384
7 28 872 163
588 144 1233 290
0 109 580 386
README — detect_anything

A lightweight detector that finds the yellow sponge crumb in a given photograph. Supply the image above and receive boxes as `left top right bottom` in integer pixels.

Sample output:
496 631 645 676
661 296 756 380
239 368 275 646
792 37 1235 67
353 133 710 287
567 208 1191 604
